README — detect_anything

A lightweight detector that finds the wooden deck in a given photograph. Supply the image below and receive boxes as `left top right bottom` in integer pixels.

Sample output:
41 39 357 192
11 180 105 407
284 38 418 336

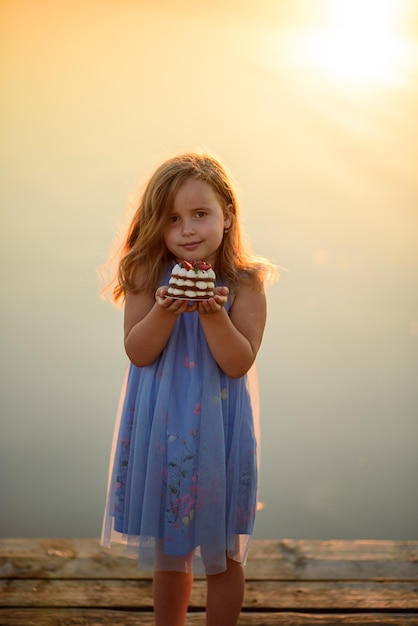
0 538 417 625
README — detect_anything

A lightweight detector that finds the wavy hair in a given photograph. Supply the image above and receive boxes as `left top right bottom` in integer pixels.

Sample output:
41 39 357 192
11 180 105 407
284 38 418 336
101 152 276 305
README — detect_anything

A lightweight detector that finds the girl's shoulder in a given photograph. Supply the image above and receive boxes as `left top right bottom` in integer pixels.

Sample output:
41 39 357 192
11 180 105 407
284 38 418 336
234 266 267 291
227 269 267 311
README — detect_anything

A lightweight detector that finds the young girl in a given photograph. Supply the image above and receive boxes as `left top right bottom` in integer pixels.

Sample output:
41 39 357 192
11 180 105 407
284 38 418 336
101 153 275 626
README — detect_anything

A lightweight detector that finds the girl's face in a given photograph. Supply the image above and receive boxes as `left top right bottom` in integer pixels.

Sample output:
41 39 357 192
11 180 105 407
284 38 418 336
163 178 231 266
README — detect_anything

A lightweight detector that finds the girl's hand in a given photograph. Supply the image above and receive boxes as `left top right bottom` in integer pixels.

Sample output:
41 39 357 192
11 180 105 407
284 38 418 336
197 286 229 314
155 285 229 314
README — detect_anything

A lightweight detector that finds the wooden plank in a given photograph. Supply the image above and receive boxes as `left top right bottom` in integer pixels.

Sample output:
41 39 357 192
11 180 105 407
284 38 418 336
1 539 417 581
1 579 417 610
1 610 418 626
247 539 418 581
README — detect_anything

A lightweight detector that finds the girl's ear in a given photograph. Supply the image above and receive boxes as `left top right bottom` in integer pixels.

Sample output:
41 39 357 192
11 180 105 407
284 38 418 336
224 204 233 230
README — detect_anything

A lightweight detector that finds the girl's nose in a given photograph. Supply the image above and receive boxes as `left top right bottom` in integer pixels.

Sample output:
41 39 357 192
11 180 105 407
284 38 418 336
182 220 196 235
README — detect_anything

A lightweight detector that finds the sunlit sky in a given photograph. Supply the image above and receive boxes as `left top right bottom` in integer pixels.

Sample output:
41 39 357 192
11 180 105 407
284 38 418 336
1 0 417 540
274 0 416 85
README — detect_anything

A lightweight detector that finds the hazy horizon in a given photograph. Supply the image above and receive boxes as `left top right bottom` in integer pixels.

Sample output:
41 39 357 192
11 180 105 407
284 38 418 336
1 0 417 541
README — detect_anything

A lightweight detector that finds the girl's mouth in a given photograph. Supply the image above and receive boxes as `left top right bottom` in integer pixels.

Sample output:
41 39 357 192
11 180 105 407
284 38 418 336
182 242 200 250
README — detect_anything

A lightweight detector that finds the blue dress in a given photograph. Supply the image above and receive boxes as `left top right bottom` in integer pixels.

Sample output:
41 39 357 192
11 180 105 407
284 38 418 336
101 273 260 575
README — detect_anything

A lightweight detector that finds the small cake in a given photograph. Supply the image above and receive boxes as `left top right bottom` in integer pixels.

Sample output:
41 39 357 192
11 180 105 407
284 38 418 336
167 260 216 299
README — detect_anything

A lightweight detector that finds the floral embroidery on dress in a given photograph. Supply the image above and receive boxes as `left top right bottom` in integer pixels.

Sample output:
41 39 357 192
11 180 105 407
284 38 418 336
113 412 134 517
213 387 228 405
184 353 197 369
163 428 200 536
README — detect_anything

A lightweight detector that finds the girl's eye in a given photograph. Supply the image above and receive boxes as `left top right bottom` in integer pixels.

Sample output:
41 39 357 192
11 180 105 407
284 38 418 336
195 211 207 219
168 215 178 224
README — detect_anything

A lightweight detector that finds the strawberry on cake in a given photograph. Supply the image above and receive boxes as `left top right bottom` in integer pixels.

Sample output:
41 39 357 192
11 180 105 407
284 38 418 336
167 261 216 300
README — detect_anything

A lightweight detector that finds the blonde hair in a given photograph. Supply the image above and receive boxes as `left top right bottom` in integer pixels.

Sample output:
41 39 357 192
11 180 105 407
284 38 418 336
101 153 276 305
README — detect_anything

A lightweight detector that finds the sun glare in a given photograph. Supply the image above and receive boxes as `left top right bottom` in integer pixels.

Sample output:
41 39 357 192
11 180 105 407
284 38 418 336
280 0 415 87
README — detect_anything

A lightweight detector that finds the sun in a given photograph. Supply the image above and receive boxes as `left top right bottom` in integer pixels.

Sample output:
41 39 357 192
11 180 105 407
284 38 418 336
279 0 415 87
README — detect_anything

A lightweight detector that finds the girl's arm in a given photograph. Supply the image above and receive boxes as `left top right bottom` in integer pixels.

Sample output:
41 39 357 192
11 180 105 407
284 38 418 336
198 281 267 378
124 283 200 367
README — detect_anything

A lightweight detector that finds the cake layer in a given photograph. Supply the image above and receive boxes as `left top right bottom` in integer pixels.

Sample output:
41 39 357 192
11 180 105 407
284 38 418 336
167 261 216 299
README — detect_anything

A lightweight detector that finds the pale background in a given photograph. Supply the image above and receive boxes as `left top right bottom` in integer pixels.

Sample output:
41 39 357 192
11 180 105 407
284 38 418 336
1 0 417 541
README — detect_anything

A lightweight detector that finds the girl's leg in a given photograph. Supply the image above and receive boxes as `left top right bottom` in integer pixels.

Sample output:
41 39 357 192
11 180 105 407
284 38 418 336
205 557 245 626
153 546 194 626
153 570 193 626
